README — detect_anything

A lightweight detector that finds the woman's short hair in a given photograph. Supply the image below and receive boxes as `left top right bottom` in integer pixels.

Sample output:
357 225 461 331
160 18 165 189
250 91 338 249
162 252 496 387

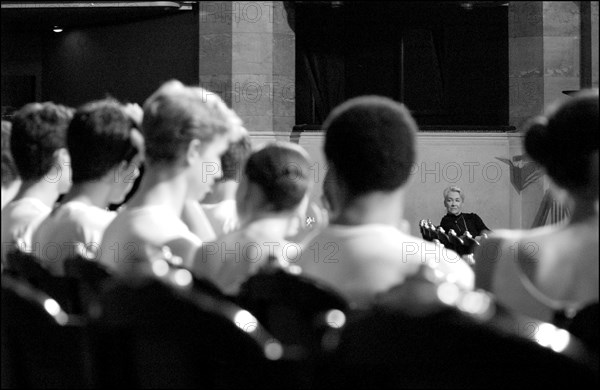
524 88 598 191
67 99 140 184
443 186 464 202
244 142 311 212
142 80 243 164
10 102 74 181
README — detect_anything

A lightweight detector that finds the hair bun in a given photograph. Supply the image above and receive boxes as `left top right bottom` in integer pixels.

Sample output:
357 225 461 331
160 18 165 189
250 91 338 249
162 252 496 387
245 143 311 212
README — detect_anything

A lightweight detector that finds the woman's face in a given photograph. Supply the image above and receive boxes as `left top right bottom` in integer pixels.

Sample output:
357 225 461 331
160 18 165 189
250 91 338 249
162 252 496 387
189 135 229 201
444 191 463 215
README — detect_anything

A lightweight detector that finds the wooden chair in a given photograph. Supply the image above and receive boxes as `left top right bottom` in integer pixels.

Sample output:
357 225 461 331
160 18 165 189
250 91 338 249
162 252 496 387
1 275 94 388
88 255 290 389
317 270 598 388
237 267 350 358
237 267 351 389
63 256 112 316
565 302 599 353
5 250 80 314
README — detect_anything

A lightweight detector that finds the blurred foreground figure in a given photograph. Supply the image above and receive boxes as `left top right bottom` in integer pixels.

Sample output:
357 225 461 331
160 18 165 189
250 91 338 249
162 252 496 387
298 95 474 308
1 102 73 265
99 80 243 277
476 89 599 349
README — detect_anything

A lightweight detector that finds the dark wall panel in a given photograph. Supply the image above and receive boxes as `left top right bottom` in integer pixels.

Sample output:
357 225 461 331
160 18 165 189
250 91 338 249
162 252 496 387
296 2 508 127
41 12 198 107
1 30 43 114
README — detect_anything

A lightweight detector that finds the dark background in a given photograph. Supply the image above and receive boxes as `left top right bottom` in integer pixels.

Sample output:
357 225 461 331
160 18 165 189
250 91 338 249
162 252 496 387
2 6 198 111
295 1 509 127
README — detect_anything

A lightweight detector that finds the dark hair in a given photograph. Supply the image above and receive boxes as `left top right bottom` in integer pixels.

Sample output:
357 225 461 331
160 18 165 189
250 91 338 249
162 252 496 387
524 89 599 190
67 99 139 184
324 95 417 197
220 132 252 182
10 102 74 181
2 120 19 186
245 142 311 212
142 80 243 164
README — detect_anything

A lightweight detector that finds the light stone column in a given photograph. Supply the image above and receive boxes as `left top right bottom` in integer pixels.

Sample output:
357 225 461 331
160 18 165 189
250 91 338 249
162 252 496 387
508 2 597 228
590 1 598 88
509 1 581 129
199 1 295 137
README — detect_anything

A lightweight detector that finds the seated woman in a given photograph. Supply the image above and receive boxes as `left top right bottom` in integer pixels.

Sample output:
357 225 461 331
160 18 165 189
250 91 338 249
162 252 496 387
1 102 73 265
439 186 491 239
98 80 243 277
194 142 312 295
475 89 599 325
32 99 144 276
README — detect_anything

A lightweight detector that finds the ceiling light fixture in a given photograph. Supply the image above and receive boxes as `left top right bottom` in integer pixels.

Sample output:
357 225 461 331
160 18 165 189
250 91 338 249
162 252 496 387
53 26 63 33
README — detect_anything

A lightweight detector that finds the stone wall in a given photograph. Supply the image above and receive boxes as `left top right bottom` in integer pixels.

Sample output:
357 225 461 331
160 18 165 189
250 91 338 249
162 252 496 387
199 1 295 135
